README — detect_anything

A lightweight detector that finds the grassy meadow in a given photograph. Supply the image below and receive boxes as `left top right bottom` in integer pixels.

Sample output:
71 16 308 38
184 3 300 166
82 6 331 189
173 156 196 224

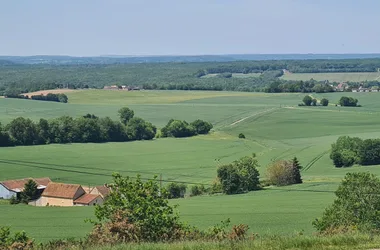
281 72 380 82
1 89 380 241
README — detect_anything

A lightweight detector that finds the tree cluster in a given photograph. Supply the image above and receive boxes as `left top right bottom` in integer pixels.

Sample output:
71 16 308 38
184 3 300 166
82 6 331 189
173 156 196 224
5 93 68 103
330 136 380 167
216 154 261 195
0 108 157 147
30 93 68 103
161 119 213 138
266 157 302 186
339 96 359 107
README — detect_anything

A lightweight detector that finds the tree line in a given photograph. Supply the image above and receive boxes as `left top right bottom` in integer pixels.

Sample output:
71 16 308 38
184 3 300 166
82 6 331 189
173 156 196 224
0 107 212 147
5 93 68 103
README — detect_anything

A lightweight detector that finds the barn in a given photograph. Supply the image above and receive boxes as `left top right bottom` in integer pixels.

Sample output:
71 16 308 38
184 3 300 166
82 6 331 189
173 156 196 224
0 177 51 199
40 183 86 206
39 182 104 206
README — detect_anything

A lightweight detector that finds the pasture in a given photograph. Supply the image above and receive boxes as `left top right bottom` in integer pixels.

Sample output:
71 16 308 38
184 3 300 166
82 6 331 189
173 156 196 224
1 90 380 241
281 72 380 82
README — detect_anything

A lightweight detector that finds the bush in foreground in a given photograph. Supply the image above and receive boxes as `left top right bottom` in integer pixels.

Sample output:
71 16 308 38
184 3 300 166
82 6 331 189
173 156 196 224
88 173 250 246
0 226 33 249
313 172 380 234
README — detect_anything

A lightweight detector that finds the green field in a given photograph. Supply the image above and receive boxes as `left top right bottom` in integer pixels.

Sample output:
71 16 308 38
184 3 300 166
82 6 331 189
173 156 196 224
281 72 380 82
1 90 380 242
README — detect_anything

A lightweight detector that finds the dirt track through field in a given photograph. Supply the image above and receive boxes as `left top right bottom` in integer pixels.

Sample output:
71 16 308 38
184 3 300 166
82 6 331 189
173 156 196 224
229 108 278 126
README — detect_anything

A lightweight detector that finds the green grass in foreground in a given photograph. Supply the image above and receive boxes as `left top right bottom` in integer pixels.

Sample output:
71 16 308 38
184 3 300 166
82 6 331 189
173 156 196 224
281 72 380 82
68 234 380 250
2 90 380 242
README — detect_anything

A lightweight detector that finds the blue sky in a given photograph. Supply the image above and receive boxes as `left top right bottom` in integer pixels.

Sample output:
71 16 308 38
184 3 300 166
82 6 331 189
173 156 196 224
1 0 379 56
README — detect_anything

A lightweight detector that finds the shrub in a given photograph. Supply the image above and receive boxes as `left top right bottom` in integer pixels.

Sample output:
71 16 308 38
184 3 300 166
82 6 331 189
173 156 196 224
311 98 317 106
217 154 260 194
266 158 302 186
190 119 213 134
320 98 329 106
190 184 207 197
238 133 246 139
0 226 33 249
313 172 380 234
166 182 187 199
302 95 312 106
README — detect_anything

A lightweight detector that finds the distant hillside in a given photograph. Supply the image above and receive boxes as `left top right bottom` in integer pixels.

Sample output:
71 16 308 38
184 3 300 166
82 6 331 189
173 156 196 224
1 54 380 65
0 59 15 66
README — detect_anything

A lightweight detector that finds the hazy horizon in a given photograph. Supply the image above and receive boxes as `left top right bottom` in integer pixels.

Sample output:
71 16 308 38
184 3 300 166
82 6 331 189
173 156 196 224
1 0 380 56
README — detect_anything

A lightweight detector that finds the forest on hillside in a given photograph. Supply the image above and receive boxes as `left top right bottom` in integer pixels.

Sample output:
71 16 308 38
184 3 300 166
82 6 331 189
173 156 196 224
1 58 380 95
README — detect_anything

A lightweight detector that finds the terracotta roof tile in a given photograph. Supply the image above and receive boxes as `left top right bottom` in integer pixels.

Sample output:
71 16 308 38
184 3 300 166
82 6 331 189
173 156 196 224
42 183 82 199
1 177 51 192
95 185 110 197
74 194 100 204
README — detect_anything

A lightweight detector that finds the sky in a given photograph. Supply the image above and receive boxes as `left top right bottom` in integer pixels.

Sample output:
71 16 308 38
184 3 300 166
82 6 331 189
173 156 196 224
1 0 380 56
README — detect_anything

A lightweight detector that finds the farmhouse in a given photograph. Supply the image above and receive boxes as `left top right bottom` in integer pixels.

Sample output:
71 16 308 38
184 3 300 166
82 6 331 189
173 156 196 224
0 177 51 199
89 185 110 198
336 82 348 91
103 85 119 90
39 182 104 207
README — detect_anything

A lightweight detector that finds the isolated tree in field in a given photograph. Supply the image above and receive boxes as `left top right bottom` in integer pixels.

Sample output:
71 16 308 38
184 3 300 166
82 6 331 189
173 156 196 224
302 95 313 106
238 133 245 139
21 179 38 203
190 119 213 134
313 172 380 233
217 154 260 194
118 107 134 125
320 98 329 106
311 98 317 106
339 96 358 107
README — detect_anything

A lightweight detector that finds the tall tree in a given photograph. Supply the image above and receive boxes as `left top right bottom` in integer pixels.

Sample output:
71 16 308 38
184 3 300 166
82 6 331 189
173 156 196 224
118 107 135 125
21 179 38 203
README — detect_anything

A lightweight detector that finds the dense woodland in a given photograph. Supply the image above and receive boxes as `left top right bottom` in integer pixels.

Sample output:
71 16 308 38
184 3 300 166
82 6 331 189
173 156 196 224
1 58 380 94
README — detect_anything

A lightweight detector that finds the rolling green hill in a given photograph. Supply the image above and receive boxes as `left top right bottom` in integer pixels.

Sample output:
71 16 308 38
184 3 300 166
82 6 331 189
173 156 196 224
1 90 380 241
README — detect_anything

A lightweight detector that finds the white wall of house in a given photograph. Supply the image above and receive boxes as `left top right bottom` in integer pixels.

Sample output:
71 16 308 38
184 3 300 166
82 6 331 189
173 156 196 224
0 184 16 199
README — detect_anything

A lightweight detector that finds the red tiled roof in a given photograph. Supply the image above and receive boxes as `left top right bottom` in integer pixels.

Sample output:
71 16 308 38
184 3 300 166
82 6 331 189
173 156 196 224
95 185 110 197
74 194 100 204
42 183 82 199
1 177 51 192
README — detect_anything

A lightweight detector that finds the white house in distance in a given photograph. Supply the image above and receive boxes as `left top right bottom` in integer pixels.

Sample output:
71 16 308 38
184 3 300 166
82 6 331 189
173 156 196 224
0 177 51 199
